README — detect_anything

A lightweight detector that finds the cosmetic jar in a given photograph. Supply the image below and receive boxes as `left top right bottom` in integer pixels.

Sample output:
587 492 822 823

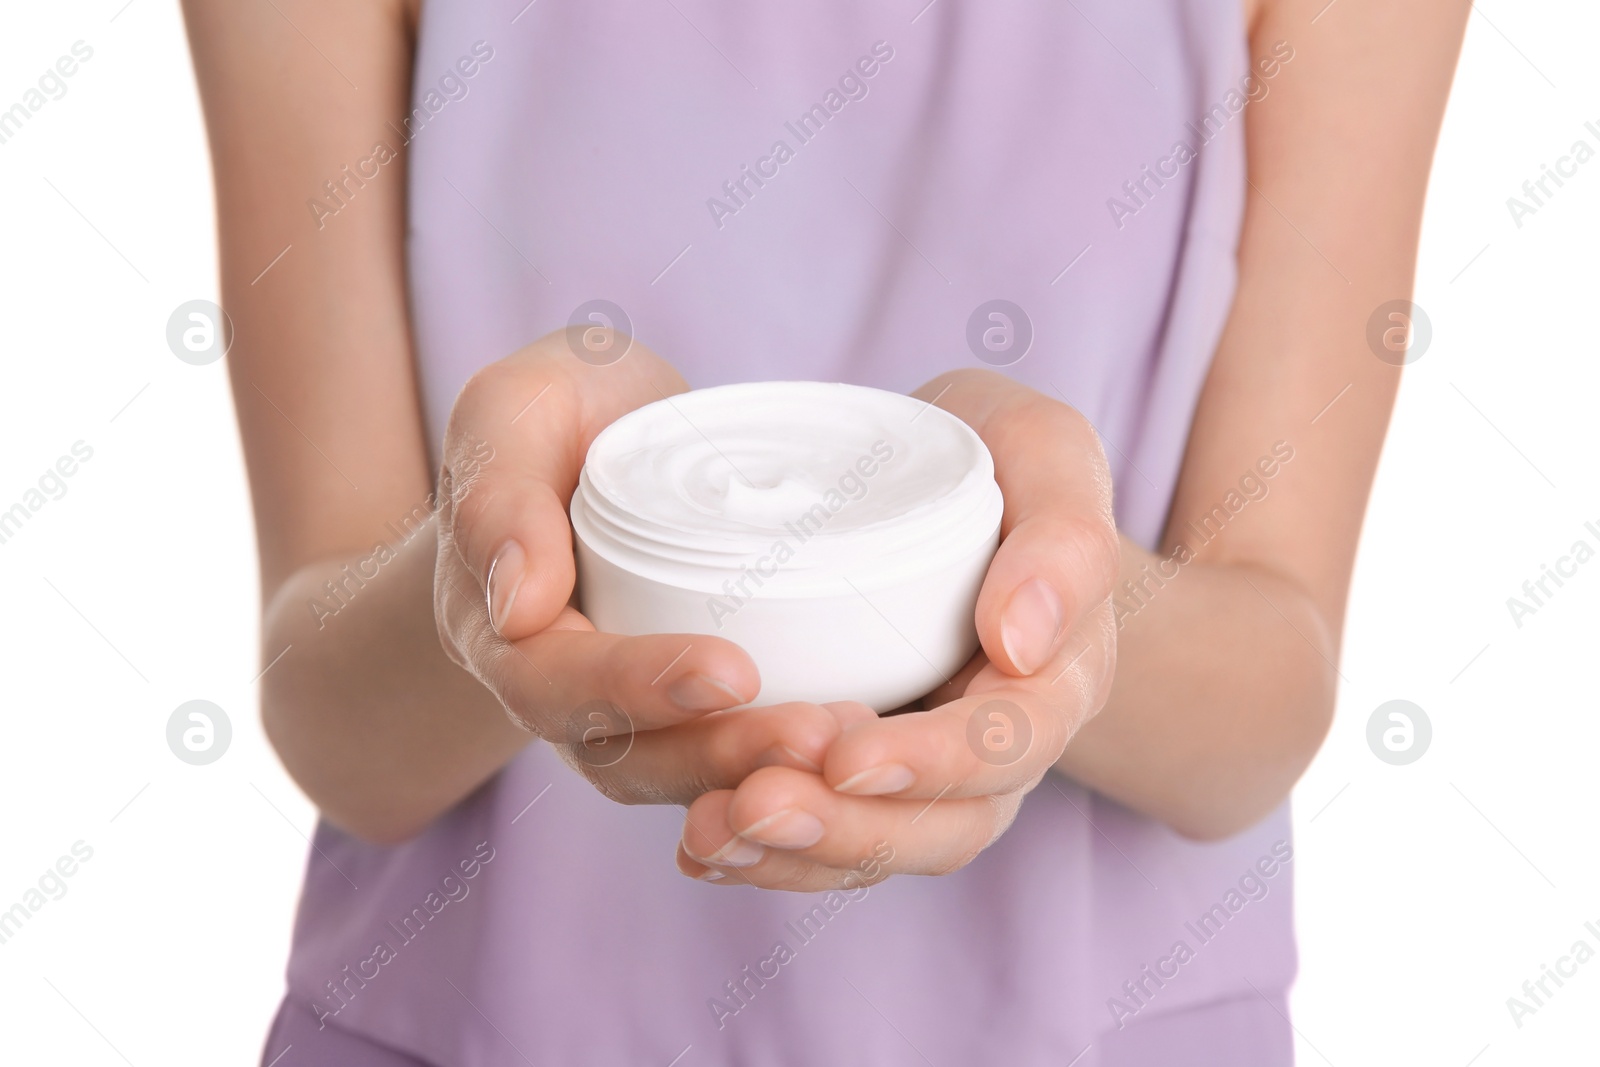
570 381 1004 712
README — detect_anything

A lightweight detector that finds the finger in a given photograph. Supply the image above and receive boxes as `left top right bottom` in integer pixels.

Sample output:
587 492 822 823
825 599 1115 801
441 333 686 641
675 842 882 893
977 408 1116 674
917 371 1118 676
439 357 580 641
820 598 1115 803
682 769 1014 884
675 844 732 884
819 689 1068 801
441 472 575 642
964 596 1118 726
479 626 762 736
436 490 764 739
566 702 855 806
678 787 878 891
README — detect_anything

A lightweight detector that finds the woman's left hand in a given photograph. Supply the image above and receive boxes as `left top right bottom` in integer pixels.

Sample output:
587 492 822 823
676 370 1121 890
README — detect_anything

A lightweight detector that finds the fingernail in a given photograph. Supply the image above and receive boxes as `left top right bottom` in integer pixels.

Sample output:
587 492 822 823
695 868 727 882
486 541 526 635
738 808 825 849
703 837 765 868
668 672 745 712
1001 578 1063 675
833 763 915 796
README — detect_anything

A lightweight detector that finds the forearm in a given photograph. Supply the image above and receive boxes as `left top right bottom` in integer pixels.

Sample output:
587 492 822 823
1053 537 1336 840
1057 0 1474 841
261 516 531 844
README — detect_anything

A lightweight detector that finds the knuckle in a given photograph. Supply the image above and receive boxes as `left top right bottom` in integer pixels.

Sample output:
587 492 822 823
436 623 470 671
458 638 547 740
455 357 523 415
928 842 982 877
434 465 457 518
582 765 640 806
1058 401 1103 452
675 773 719 805
981 793 1023 848
1046 514 1121 604
765 864 821 893
929 794 1018 877
1037 391 1105 458
660 754 719 805
847 866 894 892
442 437 497 512
441 370 500 457
1086 606 1118 707
449 480 509 570
432 579 475 668
1072 512 1122 575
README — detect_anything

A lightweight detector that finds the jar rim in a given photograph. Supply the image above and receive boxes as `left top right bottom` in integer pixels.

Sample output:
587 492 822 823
572 381 1004 597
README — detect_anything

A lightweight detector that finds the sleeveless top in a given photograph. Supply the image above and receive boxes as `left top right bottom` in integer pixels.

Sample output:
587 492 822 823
282 2 1299 1064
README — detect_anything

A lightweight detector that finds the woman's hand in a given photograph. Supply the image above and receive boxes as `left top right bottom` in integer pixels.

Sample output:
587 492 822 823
676 370 1120 888
436 331 850 805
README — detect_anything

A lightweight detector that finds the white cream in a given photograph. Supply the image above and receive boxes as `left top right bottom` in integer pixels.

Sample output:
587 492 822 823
571 381 1003 711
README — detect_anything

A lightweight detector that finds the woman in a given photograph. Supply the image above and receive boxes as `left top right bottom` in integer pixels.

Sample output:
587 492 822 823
181 0 1468 1062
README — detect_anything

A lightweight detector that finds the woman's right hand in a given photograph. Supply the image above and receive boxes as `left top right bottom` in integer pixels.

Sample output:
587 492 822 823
434 329 853 809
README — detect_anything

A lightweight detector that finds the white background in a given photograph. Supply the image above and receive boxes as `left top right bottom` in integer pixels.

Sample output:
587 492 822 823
0 2 1595 1064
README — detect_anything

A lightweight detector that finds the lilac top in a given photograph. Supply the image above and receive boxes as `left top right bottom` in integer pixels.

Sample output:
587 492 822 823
280 2 1298 1063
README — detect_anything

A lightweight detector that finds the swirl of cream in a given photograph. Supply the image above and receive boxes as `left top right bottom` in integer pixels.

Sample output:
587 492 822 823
572 381 1004 596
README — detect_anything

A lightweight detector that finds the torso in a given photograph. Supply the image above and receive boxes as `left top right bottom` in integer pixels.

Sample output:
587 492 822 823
280 3 1299 1063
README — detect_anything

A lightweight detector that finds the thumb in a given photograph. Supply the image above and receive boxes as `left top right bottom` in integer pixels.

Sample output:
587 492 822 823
943 382 1118 677
440 330 686 641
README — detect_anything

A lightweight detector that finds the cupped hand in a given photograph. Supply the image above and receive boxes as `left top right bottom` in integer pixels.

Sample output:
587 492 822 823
434 330 847 804
676 369 1120 889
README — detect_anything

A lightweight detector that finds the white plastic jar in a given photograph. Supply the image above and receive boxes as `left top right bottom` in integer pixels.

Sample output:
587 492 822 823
570 381 1004 712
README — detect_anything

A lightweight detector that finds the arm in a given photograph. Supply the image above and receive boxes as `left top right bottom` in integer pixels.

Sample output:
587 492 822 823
1054 0 1472 838
185 0 835 844
181 0 529 843
676 0 1474 887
